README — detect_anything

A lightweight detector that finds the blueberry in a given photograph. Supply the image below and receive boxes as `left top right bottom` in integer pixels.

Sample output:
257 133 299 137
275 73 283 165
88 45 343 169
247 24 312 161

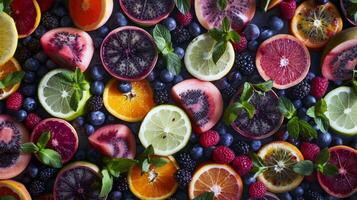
36 67 48 77
110 191 122 200
84 124 95 136
190 145 203 160
53 6 67 17
244 173 256 185
24 58 40 71
250 140 262 151
160 69 175 83
23 97 37 111
88 111 106 126
215 122 227 135
315 0 328 4
244 24 260 41
106 114 116 124
163 17 177 31
14 110 27 122
297 108 308 119
27 164 38 178
189 22 202 37
268 16 284 31
227 71 242 85
20 84 36 97
219 133 233 146
46 60 57 69
294 186 304 197
24 71 36 83
60 16 73 27
288 137 300 146
190 133 199 143
293 99 303 109
90 81 104 95
247 40 259 51
280 192 292 200
278 90 286 96
203 146 215 160
214 78 230 90
153 81 165 90
306 72 316 82
259 28 274 41
334 80 343 86
93 37 103 49
34 52 47 63
174 47 185 59
34 25 46 38
97 26 109 37
278 131 289 141
317 132 332 148
90 65 105 80
73 116 85 127
146 71 156 82
333 136 343 145
112 12 128 27
22 36 32 46
117 81 132 93
173 75 184 84
303 95 317 108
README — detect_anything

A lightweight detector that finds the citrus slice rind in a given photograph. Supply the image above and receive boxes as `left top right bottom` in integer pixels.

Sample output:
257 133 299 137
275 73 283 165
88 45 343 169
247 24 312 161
0 58 22 100
0 12 18 65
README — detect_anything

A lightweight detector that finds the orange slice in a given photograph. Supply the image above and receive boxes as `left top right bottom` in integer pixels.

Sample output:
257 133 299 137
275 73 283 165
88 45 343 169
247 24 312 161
68 0 113 31
189 163 243 200
0 180 32 200
0 58 22 100
103 79 155 122
128 156 178 200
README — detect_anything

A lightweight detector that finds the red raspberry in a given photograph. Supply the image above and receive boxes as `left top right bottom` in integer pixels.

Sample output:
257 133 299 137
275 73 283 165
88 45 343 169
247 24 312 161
176 11 192 27
212 146 235 164
249 181 267 198
301 142 320 161
199 130 220 148
311 77 329 99
279 0 296 20
232 35 247 53
6 92 23 111
231 155 253 176
25 113 41 130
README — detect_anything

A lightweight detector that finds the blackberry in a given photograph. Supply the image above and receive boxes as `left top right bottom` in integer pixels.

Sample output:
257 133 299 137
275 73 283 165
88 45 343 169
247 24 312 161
154 88 169 105
115 176 129 192
29 180 45 196
290 80 311 100
38 167 57 181
175 152 197 172
42 13 59 29
221 86 236 99
87 96 104 111
305 190 324 200
235 52 256 76
172 28 191 44
174 169 192 188
27 38 41 53
231 140 250 155
14 47 31 63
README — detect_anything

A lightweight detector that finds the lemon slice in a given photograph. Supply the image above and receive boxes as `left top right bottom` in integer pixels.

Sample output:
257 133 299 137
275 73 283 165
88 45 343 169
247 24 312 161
0 12 18 65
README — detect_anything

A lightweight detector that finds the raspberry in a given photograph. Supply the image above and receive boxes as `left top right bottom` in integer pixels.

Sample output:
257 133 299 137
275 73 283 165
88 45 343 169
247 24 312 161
311 77 329 99
176 12 192 27
25 113 41 130
279 0 296 20
231 155 253 176
212 146 235 164
6 92 23 111
232 35 247 53
199 130 220 148
249 181 267 198
300 142 320 161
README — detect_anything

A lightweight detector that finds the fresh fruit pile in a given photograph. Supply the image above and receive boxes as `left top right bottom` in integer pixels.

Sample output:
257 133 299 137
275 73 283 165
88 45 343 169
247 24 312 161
0 0 357 199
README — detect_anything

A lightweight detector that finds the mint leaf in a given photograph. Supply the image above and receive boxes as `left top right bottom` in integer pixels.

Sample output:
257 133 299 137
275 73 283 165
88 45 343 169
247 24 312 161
240 82 254 102
0 196 16 200
0 3 3 12
287 117 300 139
250 152 265 168
138 145 155 162
58 71 74 83
242 101 255 119
315 99 327 115
38 149 62 168
299 120 317 139
306 107 316 118
153 24 171 43
261 0 271 11
100 169 113 198
223 102 243 125
141 159 150 173
227 30 240 42
315 148 329 165
69 89 80 111
293 160 314 176
350 0 357 3
321 163 338 176
212 41 227 64
222 17 230 32
193 192 214 200
279 97 296 119
105 158 138 177
165 52 181 75
0 0 12 14
174 0 191 14
314 115 330 133
0 71 25 89
208 29 224 41
252 80 273 92
20 142 39 153
218 0 228 11
151 157 169 168
36 131 51 149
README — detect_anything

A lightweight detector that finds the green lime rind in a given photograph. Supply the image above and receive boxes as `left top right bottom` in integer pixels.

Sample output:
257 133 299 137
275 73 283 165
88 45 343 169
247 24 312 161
139 105 192 156
324 86 357 136
38 69 91 121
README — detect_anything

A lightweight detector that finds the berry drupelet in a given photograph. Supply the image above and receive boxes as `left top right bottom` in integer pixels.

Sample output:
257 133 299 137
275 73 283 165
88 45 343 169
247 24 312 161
235 52 256 76
87 96 104 111
175 152 197 172
175 169 192 188
289 80 311 100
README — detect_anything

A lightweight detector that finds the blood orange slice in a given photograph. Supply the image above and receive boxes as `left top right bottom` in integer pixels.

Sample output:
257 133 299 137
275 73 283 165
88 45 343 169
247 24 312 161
256 34 310 89
317 145 357 198
0 58 22 100
0 180 31 200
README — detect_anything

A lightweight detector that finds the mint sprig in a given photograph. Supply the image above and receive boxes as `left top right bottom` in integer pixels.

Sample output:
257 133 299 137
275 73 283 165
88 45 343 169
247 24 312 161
174 0 191 14
21 131 62 168
0 71 25 89
218 0 228 11
0 0 12 13
306 99 330 133
193 192 214 200
153 25 182 75
208 17 240 64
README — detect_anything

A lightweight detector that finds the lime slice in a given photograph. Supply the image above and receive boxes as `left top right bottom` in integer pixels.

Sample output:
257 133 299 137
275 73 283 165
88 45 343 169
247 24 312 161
0 12 18 65
324 86 357 136
184 33 235 81
139 105 192 156
38 69 91 121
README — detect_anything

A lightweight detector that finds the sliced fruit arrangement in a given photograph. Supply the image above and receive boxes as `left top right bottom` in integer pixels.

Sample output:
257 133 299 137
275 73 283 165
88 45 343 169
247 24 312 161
189 163 243 199
0 115 31 179
172 79 223 133
128 156 178 200
185 34 235 81
100 26 158 81
322 27 357 81
317 145 357 198
139 105 191 156
0 58 23 100
256 34 311 89
0 12 18 65
119 0 175 26
0 180 32 200
68 0 113 31
103 79 155 122
291 0 342 49
257 141 304 193
88 124 136 158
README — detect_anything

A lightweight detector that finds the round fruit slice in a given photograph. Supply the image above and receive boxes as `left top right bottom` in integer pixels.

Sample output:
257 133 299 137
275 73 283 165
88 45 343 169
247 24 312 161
119 0 175 26
324 86 357 136
256 34 311 89
0 12 18 65
195 0 255 31
128 156 178 200
100 26 158 81
10 0 41 38
185 34 235 81
0 115 31 179
189 163 243 199
230 90 284 139
267 0 282 10
257 141 304 193
291 0 343 49
88 124 136 159
69 0 113 31
103 79 155 122
0 58 22 100
139 105 191 156
0 180 32 200
321 27 357 81
317 145 357 198
38 69 91 121
248 192 280 200
54 161 105 200
31 118 79 163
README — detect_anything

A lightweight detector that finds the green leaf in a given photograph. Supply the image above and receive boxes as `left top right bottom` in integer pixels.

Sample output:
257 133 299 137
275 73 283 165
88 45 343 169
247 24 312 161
218 0 228 11
223 102 243 125
222 17 230 32
193 192 215 200
20 142 39 153
350 0 357 4
105 158 138 177
141 159 150 173
0 0 12 14
150 157 169 168
279 97 296 119
242 101 255 119
79 81 90 91
0 3 4 12
250 152 265 168
100 169 113 198
0 71 25 89
315 148 329 165
299 120 318 139
287 117 300 139
227 31 240 43
154 37 168 53
306 107 316 118
153 24 171 44
69 89 81 111
174 0 191 14
208 29 224 41
36 131 51 150
165 52 182 75
261 0 272 11
314 115 330 133
38 149 62 168
321 163 339 176
315 99 327 115
252 80 274 92
138 145 155 162
240 83 254 102
212 41 227 64
58 71 74 83
293 160 314 176
0 196 16 200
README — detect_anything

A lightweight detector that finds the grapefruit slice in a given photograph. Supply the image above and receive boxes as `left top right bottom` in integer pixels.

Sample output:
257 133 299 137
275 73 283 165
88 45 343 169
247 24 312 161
256 34 311 89
69 0 113 31
317 145 357 198
0 12 18 66
0 180 32 200
0 58 22 100
10 0 41 38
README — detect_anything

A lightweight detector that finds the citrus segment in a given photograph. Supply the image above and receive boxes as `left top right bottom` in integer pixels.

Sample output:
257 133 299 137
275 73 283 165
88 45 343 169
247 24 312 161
0 180 32 200
189 163 243 199
0 58 22 100
103 79 155 122
0 12 18 65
